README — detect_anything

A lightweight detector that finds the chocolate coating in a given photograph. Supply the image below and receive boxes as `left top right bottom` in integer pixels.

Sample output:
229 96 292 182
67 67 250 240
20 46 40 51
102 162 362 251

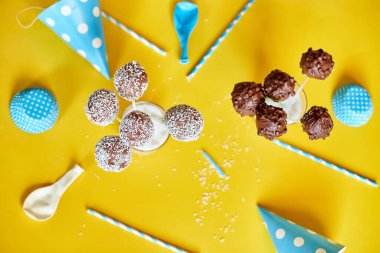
119 110 154 147
255 104 287 140
301 106 333 140
231 82 265 117
164 104 204 142
300 48 334 80
113 61 148 101
264 69 296 102
95 136 132 172
85 89 119 126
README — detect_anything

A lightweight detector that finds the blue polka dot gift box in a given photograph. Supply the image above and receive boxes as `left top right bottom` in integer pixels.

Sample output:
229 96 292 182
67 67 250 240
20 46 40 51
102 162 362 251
38 0 110 79
258 206 346 253
10 88 59 134
332 84 373 127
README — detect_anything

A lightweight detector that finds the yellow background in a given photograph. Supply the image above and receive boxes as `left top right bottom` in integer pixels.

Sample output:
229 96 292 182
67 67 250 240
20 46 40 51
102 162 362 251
0 0 379 252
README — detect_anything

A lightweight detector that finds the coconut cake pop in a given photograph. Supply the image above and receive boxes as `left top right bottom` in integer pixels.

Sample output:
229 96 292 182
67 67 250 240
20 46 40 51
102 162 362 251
113 61 148 101
95 136 132 172
164 104 204 142
85 89 119 126
87 60 205 173
119 110 154 148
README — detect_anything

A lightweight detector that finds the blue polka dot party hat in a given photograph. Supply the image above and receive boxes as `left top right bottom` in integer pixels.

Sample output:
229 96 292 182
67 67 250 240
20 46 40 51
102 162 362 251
258 206 346 253
10 88 59 134
332 84 373 127
38 0 110 79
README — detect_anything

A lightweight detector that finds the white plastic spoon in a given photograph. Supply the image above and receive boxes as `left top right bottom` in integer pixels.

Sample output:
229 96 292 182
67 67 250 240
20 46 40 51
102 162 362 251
23 164 83 221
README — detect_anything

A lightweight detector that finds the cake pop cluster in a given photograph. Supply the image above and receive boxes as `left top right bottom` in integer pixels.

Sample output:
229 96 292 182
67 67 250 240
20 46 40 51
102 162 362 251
85 61 204 172
231 48 335 140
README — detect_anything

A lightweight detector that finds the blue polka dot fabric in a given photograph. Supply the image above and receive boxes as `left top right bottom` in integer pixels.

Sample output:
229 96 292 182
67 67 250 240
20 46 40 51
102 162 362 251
332 84 373 127
10 88 59 134
38 0 110 79
258 206 346 253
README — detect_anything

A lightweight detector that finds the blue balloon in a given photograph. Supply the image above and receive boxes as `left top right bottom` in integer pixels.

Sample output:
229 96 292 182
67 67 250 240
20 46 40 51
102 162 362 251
174 1 199 64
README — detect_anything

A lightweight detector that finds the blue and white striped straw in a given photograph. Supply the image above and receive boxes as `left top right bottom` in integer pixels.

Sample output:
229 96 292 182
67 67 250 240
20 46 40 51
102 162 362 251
87 209 190 253
101 12 167 56
272 139 377 188
187 0 255 80
201 149 226 177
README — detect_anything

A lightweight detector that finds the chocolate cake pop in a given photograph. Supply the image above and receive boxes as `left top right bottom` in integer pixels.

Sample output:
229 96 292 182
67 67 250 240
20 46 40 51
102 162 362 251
264 69 296 102
300 48 334 80
95 136 132 172
113 61 148 101
119 110 154 147
255 104 287 140
85 89 119 126
301 106 333 140
164 104 204 142
231 82 265 117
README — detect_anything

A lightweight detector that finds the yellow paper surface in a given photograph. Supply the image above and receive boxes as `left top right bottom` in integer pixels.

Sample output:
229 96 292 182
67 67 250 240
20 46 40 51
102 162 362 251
0 0 379 252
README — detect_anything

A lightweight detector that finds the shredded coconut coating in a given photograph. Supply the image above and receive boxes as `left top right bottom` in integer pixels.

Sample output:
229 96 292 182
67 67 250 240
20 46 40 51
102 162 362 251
85 89 119 126
164 104 204 142
113 61 148 101
95 136 132 172
119 110 154 147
